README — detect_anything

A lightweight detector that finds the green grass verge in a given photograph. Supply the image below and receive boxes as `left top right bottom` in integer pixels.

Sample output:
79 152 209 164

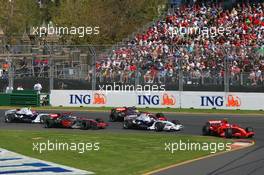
0 130 231 175
0 106 263 115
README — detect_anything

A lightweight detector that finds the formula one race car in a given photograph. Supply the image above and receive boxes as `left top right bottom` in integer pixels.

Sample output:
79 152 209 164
202 119 254 138
123 112 183 132
109 107 139 121
4 108 48 123
109 106 167 122
43 113 108 130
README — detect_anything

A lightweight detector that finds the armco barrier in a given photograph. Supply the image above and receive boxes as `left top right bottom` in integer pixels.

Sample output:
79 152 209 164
50 90 264 110
0 90 41 106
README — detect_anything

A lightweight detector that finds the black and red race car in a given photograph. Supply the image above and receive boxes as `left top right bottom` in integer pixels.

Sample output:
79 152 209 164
43 113 108 130
109 107 139 121
202 119 254 138
109 106 167 122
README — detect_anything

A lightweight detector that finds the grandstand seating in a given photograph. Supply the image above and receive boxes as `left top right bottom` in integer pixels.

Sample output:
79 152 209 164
95 2 264 88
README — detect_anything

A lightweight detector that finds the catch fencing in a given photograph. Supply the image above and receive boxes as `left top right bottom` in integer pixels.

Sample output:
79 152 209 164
0 45 263 93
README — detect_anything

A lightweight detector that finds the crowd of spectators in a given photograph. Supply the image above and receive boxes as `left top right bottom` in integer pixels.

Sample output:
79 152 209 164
0 62 9 80
0 57 50 79
1 1 264 91
96 2 264 87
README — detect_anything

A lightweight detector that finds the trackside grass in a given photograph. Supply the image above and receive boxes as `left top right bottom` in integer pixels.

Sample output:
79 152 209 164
0 130 231 175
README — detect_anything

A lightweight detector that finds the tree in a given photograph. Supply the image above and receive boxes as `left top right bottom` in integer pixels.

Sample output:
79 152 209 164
51 0 167 44
0 0 40 44
0 0 167 44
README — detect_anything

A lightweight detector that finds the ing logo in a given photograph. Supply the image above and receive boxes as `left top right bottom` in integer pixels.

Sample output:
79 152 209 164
93 93 106 104
162 93 176 106
226 95 241 107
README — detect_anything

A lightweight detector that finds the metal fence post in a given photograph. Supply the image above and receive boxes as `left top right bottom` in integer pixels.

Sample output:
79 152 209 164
8 59 14 91
178 56 183 91
88 45 96 90
92 56 96 90
178 47 183 109
135 50 140 88
47 45 54 92
7 45 14 92
224 47 230 92
49 56 54 92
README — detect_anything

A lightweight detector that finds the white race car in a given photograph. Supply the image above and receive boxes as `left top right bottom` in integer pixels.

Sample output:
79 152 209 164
123 112 184 132
4 108 48 123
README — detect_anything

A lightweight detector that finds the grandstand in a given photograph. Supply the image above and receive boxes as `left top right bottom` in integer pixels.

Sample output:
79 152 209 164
0 0 263 92
95 1 264 92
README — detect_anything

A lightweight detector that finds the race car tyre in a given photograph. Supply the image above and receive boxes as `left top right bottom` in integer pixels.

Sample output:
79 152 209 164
81 121 91 130
202 125 211 136
154 122 164 132
110 113 119 122
109 114 115 122
225 128 233 138
5 114 15 123
44 120 53 128
172 120 181 125
40 115 48 123
246 127 254 132
123 120 133 129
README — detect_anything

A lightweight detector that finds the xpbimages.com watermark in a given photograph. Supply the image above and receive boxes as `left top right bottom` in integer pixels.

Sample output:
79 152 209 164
171 26 232 38
98 82 166 94
32 140 100 154
165 140 232 154
32 24 100 37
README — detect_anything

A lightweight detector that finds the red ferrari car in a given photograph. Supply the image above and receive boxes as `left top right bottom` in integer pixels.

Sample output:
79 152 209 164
202 119 254 138
43 113 108 130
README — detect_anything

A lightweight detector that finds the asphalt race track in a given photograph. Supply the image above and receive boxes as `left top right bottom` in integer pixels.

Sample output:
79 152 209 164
0 110 264 175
